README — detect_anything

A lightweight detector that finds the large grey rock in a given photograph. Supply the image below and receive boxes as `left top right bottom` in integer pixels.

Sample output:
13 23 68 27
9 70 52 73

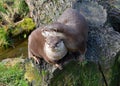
73 1 107 28
86 26 120 68
25 0 120 85
73 0 120 68
97 0 120 32
111 0 120 10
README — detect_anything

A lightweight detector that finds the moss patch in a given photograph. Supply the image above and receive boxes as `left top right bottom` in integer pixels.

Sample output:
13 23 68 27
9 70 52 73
110 53 120 86
12 17 35 36
50 61 101 86
24 60 49 86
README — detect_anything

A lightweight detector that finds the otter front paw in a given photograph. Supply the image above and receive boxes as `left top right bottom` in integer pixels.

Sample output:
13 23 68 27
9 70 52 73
79 55 85 62
32 56 40 64
55 64 63 70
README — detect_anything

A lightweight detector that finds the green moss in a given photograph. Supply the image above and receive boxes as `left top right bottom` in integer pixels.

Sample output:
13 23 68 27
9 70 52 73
0 62 28 86
25 60 42 86
0 3 7 13
0 0 29 24
16 18 35 31
24 60 50 86
12 18 35 36
50 61 101 86
110 52 120 86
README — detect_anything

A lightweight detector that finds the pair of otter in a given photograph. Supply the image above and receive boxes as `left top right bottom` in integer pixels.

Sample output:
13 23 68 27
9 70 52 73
28 8 88 69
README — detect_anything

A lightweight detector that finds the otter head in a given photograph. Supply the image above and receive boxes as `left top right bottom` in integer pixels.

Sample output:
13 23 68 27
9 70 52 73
44 36 67 61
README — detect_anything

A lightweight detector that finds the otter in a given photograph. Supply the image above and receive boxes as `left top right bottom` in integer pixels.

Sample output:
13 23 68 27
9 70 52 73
42 8 88 61
28 27 67 69
28 8 88 69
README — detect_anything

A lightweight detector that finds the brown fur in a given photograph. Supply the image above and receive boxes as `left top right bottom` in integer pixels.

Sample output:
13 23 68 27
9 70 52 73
28 27 67 69
42 8 88 60
28 28 54 64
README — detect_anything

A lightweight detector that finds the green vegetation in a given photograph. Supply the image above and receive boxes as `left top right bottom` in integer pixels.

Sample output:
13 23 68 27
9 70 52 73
16 18 35 32
12 17 35 36
0 28 11 48
0 3 6 13
110 53 120 86
0 62 28 86
0 0 35 49
24 60 43 86
50 61 101 86
0 0 29 24
0 17 35 48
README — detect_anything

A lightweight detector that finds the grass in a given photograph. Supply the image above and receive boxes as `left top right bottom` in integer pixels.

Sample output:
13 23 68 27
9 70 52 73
0 62 28 86
0 0 31 49
0 28 11 48
110 52 120 86
0 0 29 24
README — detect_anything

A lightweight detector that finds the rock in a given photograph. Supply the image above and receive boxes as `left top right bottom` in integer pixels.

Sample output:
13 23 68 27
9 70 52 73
108 8 120 32
25 0 120 85
111 0 120 10
73 0 120 68
73 1 107 28
86 26 120 68
25 0 75 27
107 1 120 33
97 0 120 32
1 58 24 67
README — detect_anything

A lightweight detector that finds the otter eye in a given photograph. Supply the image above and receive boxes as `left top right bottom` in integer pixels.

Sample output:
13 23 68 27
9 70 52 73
56 42 61 46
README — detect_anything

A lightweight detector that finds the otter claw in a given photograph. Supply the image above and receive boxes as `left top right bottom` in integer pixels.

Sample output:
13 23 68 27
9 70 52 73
79 55 85 62
55 64 63 70
33 56 40 64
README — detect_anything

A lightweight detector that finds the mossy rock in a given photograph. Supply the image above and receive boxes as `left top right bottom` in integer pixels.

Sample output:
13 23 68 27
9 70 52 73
12 17 35 36
24 59 49 86
50 61 102 86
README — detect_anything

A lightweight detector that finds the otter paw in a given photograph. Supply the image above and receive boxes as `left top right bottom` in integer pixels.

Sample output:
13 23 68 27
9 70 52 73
55 64 63 70
33 56 40 64
79 57 85 62
78 54 85 62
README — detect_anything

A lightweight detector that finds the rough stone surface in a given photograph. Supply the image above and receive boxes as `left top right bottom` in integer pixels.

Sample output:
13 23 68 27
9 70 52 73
73 1 107 28
97 0 120 32
25 0 74 27
86 26 120 68
72 0 120 68
1 58 24 67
